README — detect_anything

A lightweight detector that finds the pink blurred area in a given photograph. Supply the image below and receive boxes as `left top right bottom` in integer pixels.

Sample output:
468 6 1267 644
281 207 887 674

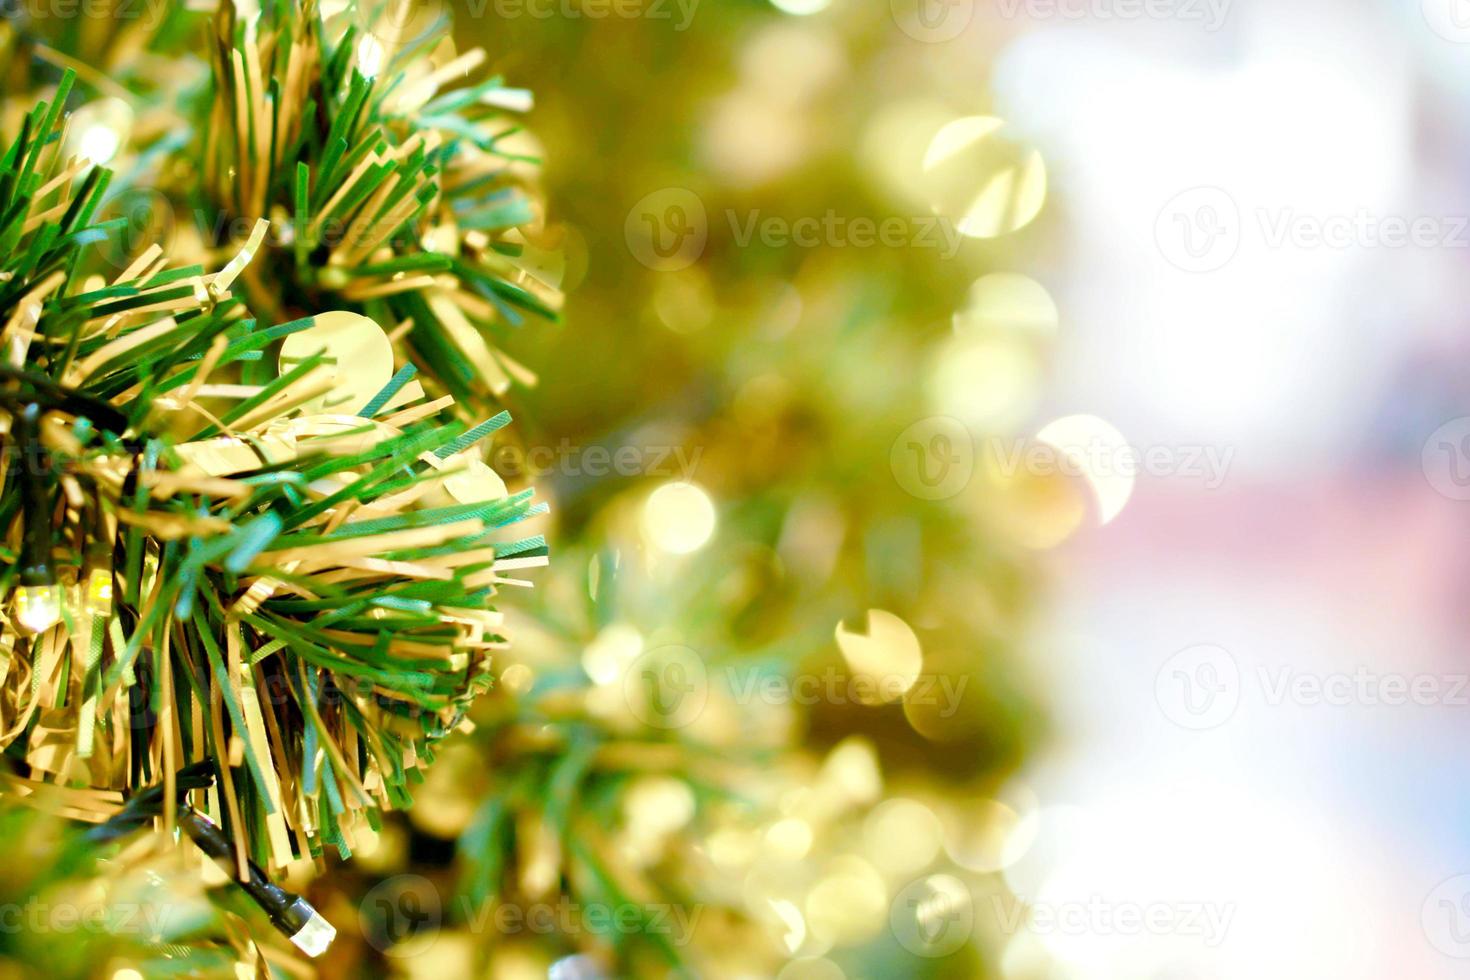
985 0 1470 975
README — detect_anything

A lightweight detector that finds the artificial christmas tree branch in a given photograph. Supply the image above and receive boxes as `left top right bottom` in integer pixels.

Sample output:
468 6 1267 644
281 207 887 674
197 0 562 409
0 3 556 960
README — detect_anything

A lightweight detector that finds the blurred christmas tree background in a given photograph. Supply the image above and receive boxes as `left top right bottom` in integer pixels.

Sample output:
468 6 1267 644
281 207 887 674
0 0 1076 977
330 2 1066 978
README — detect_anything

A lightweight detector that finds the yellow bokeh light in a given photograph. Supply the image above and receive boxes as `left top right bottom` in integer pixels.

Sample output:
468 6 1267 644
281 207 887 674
409 741 485 839
999 932 1053 980
652 269 716 334
353 821 407 874
770 0 832 13
768 898 808 955
1035 414 1135 525
488 945 554 980
942 797 1030 873
401 935 474 980
922 116 1047 239
834 609 922 704
703 92 807 186
68 98 133 166
804 860 887 946
642 481 717 554
998 805 1088 900
741 22 846 107
863 798 942 875
930 333 1042 433
500 663 535 696
980 451 1087 551
954 273 1059 337
902 666 982 741
860 99 955 207
766 817 815 860
625 775 697 838
708 825 763 869
817 736 883 806
581 622 643 685
776 957 845 980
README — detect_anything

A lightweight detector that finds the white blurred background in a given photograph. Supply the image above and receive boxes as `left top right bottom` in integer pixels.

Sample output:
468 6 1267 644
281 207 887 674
983 0 1470 977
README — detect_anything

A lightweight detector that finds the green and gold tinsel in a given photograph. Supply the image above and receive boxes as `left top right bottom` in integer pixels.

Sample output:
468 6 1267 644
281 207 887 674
0 0 558 961
196 0 562 408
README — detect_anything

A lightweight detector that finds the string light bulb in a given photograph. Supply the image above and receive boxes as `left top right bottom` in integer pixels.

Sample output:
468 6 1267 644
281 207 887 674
13 583 61 635
66 98 134 167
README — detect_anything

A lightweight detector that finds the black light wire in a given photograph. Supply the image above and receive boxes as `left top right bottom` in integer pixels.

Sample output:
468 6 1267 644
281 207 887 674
14 402 54 591
85 760 336 956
